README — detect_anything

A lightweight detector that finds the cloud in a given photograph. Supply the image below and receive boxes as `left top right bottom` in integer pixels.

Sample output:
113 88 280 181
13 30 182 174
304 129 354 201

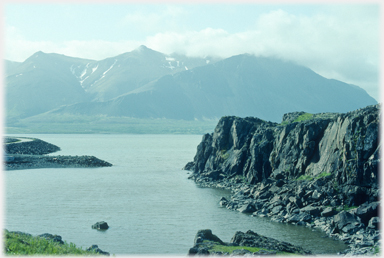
4 25 141 61
4 5 380 100
120 5 186 35
145 6 380 100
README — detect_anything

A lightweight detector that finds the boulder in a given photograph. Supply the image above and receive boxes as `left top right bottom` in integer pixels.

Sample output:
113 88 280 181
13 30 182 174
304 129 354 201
237 203 256 213
202 170 224 180
219 197 228 207
87 245 110 256
286 213 310 223
194 229 225 245
92 221 109 230
230 230 311 254
288 196 303 208
355 202 379 226
300 205 322 217
271 205 283 215
321 207 336 217
333 211 360 233
271 170 285 180
311 190 323 200
368 216 380 230
276 179 285 187
183 161 195 171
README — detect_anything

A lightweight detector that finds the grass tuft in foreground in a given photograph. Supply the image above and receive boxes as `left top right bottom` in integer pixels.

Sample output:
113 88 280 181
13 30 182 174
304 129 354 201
210 244 294 255
4 230 101 256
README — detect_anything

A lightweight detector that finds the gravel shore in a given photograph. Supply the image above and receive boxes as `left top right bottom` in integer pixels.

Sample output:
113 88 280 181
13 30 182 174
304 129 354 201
4 137 112 170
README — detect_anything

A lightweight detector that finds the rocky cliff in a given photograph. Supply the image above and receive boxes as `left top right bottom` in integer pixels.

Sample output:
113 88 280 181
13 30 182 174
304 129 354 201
187 104 379 206
185 104 380 255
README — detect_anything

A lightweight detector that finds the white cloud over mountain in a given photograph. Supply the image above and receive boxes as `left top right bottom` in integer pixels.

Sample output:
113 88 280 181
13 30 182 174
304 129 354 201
4 4 380 100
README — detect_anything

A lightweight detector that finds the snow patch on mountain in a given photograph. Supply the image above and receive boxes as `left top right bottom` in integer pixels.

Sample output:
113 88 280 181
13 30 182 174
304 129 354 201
88 59 118 90
101 59 117 78
167 62 175 70
92 65 98 73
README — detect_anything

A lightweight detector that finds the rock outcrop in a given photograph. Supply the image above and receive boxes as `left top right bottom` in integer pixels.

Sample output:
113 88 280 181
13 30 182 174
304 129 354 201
188 229 311 255
185 104 380 255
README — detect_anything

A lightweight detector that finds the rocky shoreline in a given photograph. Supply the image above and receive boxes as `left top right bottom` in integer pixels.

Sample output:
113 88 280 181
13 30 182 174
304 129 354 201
184 104 380 256
4 137 112 170
188 173 379 255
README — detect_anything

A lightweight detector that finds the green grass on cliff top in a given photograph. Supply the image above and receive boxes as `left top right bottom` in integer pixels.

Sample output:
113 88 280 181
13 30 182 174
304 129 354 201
293 113 313 123
4 230 101 255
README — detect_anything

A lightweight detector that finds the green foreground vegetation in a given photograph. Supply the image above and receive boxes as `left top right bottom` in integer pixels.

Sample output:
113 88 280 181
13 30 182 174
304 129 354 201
210 244 294 255
6 114 219 134
4 230 100 256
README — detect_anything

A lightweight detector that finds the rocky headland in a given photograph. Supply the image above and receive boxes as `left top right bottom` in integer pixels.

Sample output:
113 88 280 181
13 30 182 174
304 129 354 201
4 137 112 170
184 104 380 255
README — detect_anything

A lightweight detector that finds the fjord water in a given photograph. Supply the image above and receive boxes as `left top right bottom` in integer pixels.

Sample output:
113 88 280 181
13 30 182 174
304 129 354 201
5 134 347 255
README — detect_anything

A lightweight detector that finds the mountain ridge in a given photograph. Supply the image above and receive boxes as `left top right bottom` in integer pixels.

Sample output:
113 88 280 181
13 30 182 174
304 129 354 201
5 46 377 132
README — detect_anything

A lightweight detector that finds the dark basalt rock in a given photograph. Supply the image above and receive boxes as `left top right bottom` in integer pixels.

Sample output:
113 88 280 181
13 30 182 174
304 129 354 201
38 233 64 244
87 245 110 256
355 202 380 226
185 104 380 255
194 229 225 245
321 207 336 217
368 217 380 230
92 221 109 230
230 230 311 255
188 229 311 255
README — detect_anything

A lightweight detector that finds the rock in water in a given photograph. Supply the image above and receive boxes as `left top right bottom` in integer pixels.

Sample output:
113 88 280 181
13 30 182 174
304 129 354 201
92 221 109 230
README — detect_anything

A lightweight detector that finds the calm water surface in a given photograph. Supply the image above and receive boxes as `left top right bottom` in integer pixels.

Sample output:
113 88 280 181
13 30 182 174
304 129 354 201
5 134 347 255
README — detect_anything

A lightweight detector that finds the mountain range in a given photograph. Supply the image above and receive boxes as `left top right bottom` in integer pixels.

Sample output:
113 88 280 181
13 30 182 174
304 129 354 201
4 45 377 133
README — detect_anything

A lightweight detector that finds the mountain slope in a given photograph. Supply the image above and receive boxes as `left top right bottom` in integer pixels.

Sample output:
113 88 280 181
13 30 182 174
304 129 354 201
4 46 215 120
78 45 215 101
4 60 22 76
5 52 92 119
45 54 377 122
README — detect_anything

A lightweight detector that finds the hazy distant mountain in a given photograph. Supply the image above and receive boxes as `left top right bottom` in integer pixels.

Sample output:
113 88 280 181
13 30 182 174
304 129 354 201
75 45 216 101
5 60 22 76
5 46 215 119
44 54 377 122
5 52 92 119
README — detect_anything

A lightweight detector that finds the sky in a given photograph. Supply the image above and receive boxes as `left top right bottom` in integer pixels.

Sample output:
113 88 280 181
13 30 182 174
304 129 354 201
3 2 382 101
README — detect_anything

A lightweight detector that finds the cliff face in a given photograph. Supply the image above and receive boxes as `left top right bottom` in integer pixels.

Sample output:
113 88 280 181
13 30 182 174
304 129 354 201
189 104 380 205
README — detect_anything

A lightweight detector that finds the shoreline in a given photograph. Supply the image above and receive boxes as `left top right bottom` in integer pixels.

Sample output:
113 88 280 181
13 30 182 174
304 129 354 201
186 172 380 256
184 105 380 256
4 136 112 170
